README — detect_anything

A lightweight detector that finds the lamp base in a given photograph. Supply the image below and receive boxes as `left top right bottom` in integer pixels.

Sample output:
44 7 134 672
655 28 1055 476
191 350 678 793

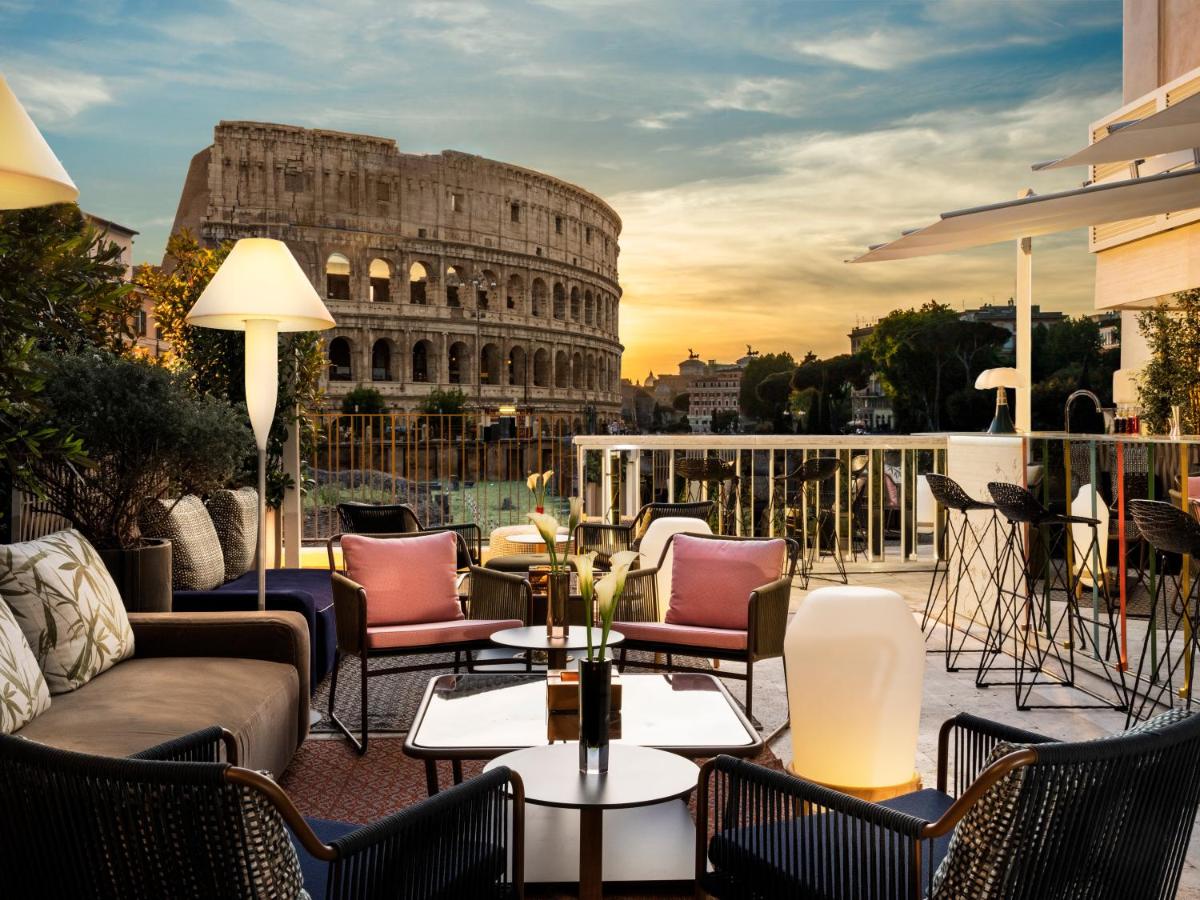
987 388 1016 434
785 765 923 803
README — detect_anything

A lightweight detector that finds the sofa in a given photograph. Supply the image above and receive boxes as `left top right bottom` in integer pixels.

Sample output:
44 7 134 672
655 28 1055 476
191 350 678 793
14 611 310 775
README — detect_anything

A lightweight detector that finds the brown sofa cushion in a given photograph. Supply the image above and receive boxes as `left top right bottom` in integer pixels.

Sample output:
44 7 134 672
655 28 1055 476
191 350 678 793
15 656 300 776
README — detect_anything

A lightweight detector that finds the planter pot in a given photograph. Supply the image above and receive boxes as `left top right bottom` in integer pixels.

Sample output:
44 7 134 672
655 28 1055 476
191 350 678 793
546 570 569 640
578 658 612 775
99 539 173 613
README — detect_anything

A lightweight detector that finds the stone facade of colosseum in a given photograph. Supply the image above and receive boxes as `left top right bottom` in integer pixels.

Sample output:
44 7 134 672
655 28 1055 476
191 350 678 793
170 120 623 415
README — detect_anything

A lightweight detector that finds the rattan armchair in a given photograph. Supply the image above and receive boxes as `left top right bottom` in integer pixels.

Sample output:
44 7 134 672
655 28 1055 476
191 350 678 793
337 501 483 566
574 500 713 567
696 709 1200 900
327 531 532 753
0 726 525 900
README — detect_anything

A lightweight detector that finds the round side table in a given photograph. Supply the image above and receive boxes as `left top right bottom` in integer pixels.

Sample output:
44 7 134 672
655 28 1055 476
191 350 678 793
490 625 623 670
485 743 699 900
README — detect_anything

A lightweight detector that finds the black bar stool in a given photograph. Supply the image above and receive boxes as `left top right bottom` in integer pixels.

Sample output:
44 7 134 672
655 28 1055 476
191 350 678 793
1126 499 1200 725
983 481 1127 711
920 474 1000 671
775 456 847 588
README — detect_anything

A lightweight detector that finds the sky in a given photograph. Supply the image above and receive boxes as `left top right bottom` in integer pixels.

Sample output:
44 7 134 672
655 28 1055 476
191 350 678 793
2 0 1124 377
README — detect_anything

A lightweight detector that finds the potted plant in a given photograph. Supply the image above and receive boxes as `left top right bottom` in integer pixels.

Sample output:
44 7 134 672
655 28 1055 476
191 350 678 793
27 351 250 611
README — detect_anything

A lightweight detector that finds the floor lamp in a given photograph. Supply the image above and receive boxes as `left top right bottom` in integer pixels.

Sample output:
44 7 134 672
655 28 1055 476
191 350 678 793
186 239 335 610
0 74 79 208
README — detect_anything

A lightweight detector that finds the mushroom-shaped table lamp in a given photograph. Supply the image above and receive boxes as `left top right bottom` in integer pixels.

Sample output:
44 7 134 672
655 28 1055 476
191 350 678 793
975 367 1022 435
187 238 335 609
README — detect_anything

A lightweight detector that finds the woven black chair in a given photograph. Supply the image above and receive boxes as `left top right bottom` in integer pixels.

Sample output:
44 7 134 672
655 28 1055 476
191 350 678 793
775 456 846 588
920 474 1000 672
573 500 712 568
982 482 1127 711
1126 499 1200 725
697 708 1200 900
337 501 482 567
0 726 525 900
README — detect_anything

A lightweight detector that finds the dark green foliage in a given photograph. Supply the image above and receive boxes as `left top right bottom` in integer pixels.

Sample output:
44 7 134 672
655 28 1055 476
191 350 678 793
1137 290 1200 434
340 385 388 415
30 352 251 549
739 352 794 426
418 387 468 415
710 409 739 434
790 353 868 433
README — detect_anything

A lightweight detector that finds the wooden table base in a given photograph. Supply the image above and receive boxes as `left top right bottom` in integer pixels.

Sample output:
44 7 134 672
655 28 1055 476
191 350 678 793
579 807 603 900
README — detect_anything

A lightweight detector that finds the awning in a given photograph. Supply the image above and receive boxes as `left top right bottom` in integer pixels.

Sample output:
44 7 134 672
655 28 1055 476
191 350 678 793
1033 91 1200 171
850 167 1200 263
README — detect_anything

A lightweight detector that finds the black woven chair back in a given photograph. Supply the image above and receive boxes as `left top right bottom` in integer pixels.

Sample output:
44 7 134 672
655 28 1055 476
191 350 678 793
0 733 302 899
801 456 841 484
925 473 993 513
1130 499 1200 558
933 710 1200 899
987 481 1052 525
337 502 421 534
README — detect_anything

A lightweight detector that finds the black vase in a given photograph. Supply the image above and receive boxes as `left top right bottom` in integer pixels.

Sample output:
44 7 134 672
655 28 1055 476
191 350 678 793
547 570 569 640
578 658 612 775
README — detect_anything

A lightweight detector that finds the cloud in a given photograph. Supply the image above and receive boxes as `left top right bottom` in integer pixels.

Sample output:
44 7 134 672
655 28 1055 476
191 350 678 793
795 29 931 72
703 77 805 115
3 64 114 123
635 111 690 130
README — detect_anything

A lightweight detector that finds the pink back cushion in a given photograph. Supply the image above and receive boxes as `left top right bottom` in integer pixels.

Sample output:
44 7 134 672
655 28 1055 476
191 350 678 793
342 531 463 627
666 535 786 630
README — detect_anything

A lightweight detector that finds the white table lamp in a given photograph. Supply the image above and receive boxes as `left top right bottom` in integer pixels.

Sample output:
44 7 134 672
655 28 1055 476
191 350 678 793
975 367 1022 434
783 586 924 801
187 238 335 608
0 75 78 209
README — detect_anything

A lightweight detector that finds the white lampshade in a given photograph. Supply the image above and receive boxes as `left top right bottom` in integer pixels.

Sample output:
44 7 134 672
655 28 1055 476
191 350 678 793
975 367 1022 390
0 75 78 209
784 586 924 795
186 238 335 332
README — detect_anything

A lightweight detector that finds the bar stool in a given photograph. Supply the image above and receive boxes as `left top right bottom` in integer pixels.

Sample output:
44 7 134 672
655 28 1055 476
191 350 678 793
983 482 1127 711
1126 499 1200 725
919 474 1000 671
775 456 847 588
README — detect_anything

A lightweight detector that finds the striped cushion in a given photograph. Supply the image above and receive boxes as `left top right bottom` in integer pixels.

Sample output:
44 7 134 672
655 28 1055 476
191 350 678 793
141 496 225 591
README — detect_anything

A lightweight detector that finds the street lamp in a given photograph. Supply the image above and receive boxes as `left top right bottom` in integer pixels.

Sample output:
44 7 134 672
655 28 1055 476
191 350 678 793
187 238 336 609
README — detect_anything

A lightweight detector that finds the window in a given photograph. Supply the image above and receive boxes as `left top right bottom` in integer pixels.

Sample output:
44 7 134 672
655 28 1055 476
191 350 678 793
409 262 428 305
585 227 592 244
445 266 463 307
510 202 521 223
377 180 390 202
369 259 391 302
328 337 352 381
284 170 304 192
134 308 148 336
417 227 427 238
555 216 563 234
325 253 351 301
451 192 464 212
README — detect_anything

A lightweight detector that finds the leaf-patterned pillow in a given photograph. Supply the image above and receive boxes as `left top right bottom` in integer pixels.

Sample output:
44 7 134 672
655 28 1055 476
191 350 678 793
0 529 135 694
0 599 50 733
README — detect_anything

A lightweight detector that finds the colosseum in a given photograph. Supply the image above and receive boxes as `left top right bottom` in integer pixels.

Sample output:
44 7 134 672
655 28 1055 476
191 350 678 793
169 121 623 415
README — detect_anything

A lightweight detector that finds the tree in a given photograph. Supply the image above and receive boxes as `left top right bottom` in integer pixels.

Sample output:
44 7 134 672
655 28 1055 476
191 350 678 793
340 384 388 415
790 353 869 433
711 409 739 434
1030 316 1116 431
739 353 794 426
418 387 467 415
672 392 690 412
136 231 327 507
0 204 140 499
860 302 1007 432
1137 289 1200 434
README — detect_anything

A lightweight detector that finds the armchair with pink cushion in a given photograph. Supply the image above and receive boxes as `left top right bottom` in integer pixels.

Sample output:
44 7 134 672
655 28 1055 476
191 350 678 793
326 530 532 753
613 532 798 722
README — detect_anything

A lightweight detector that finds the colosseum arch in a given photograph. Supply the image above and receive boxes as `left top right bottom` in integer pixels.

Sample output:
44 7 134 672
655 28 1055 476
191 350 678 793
328 336 353 381
508 346 527 386
584 290 594 325
506 273 523 312
445 265 464 307
409 262 428 305
371 338 394 381
479 342 502 385
533 348 550 387
477 269 498 310
571 351 583 389
531 278 547 317
570 286 581 322
325 253 351 301
555 350 569 388
585 354 596 390
448 341 470 384
411 339 434 382
553 282 566 320
369 258 391 302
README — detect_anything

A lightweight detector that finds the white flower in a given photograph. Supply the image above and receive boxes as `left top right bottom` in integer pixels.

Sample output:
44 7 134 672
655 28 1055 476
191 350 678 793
526 511 560 549
609 550 639 595
574 551 597 600
526 473 539 492
594 571 619 619
568 496 584 534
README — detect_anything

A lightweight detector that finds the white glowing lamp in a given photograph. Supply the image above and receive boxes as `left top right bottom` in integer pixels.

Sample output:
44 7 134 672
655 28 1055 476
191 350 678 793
0 74 78 209
784 586 924 800
187 238 335 608
975 367 1023 435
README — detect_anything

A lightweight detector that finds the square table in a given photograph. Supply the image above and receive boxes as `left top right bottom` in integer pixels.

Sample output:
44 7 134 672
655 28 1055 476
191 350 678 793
404 671 760 795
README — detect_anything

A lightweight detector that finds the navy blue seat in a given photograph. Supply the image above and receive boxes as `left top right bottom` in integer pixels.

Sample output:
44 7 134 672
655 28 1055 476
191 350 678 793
174 568 337 690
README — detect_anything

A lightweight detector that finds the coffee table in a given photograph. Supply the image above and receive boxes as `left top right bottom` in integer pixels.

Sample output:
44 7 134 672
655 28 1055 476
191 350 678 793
489 624 622 670
484 743 698 900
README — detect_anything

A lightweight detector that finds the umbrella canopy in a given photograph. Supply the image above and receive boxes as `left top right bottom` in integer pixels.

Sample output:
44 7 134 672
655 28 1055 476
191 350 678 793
1033 92 1200 171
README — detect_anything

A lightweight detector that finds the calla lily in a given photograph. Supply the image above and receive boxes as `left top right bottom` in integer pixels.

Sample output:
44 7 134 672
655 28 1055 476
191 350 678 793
574 551 598 657
609 550 639 594
527 511 563 571
568 496 584 535
594 573 619 620
526 473 539 492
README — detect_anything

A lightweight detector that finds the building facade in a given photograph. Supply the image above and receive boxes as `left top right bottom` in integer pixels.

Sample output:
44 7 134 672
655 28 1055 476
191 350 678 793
170 121 623 415
688 366 743 432
86 213 166 358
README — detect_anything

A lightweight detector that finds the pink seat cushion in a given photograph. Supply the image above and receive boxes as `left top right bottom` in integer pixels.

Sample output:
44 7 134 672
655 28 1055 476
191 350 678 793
366 618 522 650
666 535 786 630
342 531 462 627
615 620 747 651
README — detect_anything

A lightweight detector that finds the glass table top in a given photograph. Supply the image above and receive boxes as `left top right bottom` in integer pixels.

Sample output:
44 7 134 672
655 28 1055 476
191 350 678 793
406 672 759 757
